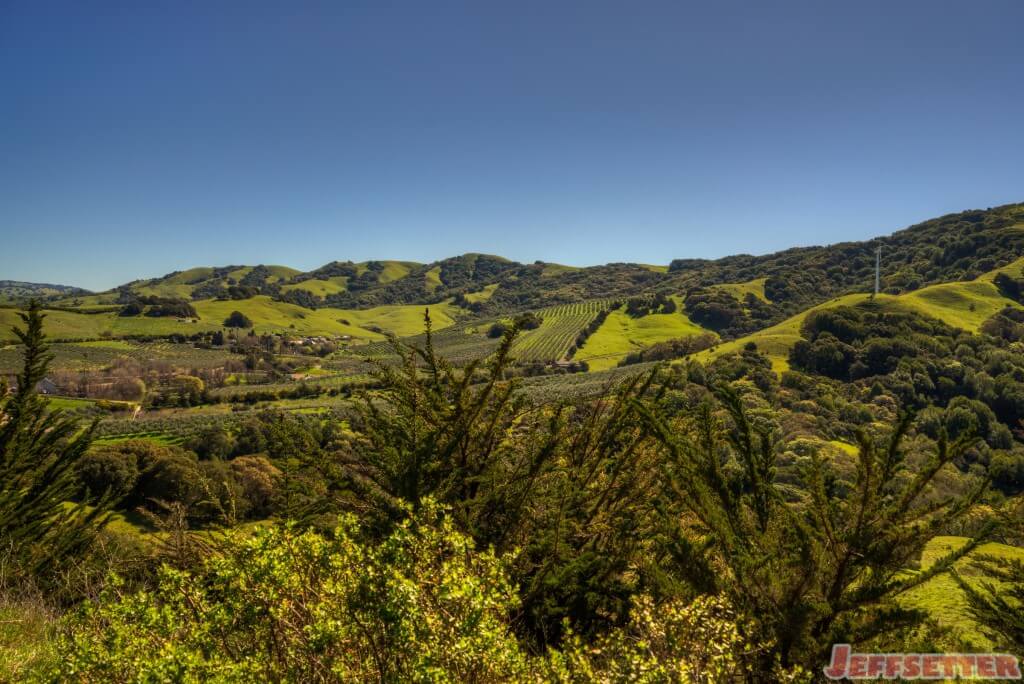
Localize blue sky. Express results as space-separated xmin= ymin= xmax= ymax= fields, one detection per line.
xmin=2 ymin=1 xmax=1023 ymax=291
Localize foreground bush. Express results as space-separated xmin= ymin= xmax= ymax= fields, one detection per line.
xmin=44 ymin=503 xmax=798 ymax=683
xmin=51 ymin=504 xmax=526 ymax=682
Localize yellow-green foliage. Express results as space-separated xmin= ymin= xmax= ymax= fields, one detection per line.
xmin=51 ymin=507 xmax=529 ymax=682
xmin=711 ymin=277 xmax=770 ymax=304
xmin=575 ymin=301 xmax=708 ymax=371
xmin=47 ymin=505 xmax=797 ymax=683
xmin=901 ymin=536 xmax=1024 ymax=649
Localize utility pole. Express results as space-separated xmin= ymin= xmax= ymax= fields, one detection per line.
xmin=874 ymin=246 xmax=881 ymax=297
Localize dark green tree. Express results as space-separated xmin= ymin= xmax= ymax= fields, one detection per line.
xmin=639 ymin=386 xmax=992 ymax=675
xmin=0 ymin=302 xmax=110 ymax=582
xmin=955 ymin=501 xmax=1024 ymax=651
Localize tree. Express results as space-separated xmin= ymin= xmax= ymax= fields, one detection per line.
xmin=638 ymin=386 xmax=992 ymax=675
xmin=224 ymin=310 xmax=253 ymax=328
xmin=0 ymin=302 xmax=109 ymax=582
xmin=956 ymin=501 xmax=1024 ymax=651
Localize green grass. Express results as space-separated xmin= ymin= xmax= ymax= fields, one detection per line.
xmin=335 ymin=302 xmax=458 ymax=337
xmin=194 ymin=297 xmax=389 ymax=338
xmin=46 ymin=397 xmax=98 ymax=411
xmin=901 ymin=536 xmax=1024 ymax=649
xmin=376 ymin=260 xmax=418 ymax=283
xmin=424 ymin=266 xmax=443 ymax=293
xmin=898 ymin=279 xmax=1022 ymax=332
xmin=464 ymin=283 xmax=499 ymax=303
xmin=575 ymin=299 xmax=708 ymax=371
xmin=0 ymin=297 xmax=461 ymax=342
xmin=280 ymin=277 xmax=349 ymax=297
xmin=539 ymin=263 xmax=581 ymax=278
xmin=711 ymin=277 xmax=770 ymax=304
xmin=0 ymin=597 xmax=57 ymax=680
xmin=279 ymin=262 xmax=416 ymax=297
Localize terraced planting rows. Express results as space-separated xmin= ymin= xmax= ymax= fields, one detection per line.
xmin=352 ymin=325 xmax=503 ymax=366
xmin=512 ymin=300 xmax=612 ymax=362
xmin=517 ymin=361 xmax=660 ymax=403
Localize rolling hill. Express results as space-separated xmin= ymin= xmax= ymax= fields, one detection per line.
xmin=4 ymin=202 xmax=1023 ymax=361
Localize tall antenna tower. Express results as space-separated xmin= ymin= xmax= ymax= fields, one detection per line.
xmin=874 ymin=246 xmax=881 ymax=296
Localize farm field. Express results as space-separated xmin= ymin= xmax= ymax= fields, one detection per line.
xmin=512 ymin=300 xmax=612 ymax=362
xmin=574 ymin=299 xmax=708 ymax=371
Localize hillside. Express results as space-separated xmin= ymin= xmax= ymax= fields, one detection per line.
xmin=5 ymin=202 xmax=1022 ymax=365
xmin=695 ymin=255 xmax=1024 ymax=373
xmin=0 ymin=280 xmax=90 ymax=303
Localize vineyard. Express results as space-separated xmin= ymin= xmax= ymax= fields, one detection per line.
xmin=352 ymin=325 xmax=504 ymax=366
xmin=516 ymin=360 xmax=660 ymax=403
xmin=511 ymin=300 xmax=612 ymax=362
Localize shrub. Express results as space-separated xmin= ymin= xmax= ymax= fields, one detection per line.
xmin=52 ymin=504 xmax=530 ymax=682
xmin=223 ymin=311 xmax=253 ymax=328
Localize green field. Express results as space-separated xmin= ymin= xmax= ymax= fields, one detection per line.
xmin=575 ymin=299 xmax=708 ymax=371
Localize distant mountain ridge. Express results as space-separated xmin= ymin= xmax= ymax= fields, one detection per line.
xmin=31 ymin=202 xmax=1024 ymax=328
xmin=0 ymin=280 xmax=91 ymax=302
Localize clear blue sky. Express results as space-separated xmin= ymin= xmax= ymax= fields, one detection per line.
xmin=2 ymin=1 xmax=1023 ymax=291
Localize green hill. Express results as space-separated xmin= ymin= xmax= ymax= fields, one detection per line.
xmin=575 ymin=299 xmax=709 ymax=371
xmin=695 ymin=260 xmax=1024 ymax=373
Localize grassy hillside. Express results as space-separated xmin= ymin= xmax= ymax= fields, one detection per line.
xmin=280 ymin=277 xmax=349 ymax=297
xmin=0 ymin=297 xmax=459 ymax=342
xmin=575 ymin=299 xmax=708 ymax=371
xmin=132 ymin=265 xmax=301 ymax=299
xmin=696 ymin=262 xmax=1024 ymax=373
xmin=710 ymin=277 xmax=770 ymax=304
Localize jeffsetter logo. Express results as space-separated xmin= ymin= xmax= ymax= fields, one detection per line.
xmin=824 ymin=644 xmax=1021 ymax=680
